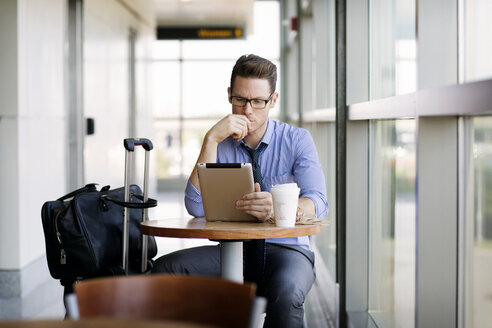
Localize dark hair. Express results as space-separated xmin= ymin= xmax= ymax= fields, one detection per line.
xmin=230 ymin=54 xmax=277 ymax=94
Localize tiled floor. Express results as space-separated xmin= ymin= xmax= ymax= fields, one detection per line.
xmin=0 ymin=265 xmax=65 ymax=320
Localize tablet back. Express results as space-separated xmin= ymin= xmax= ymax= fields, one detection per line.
xmin=197 ymin=163 xmax=256 ymax=222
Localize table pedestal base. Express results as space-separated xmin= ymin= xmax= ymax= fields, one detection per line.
xmin=220 ymin=241 xmax=243 ymax=283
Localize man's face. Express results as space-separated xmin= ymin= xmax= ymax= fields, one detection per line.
xmin=228 ymin=76 xmax=278 ymax=137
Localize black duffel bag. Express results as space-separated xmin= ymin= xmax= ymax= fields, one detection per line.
xmin=41 ymin=183 xmax=158 ymax=282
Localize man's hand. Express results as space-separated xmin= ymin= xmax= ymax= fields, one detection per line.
xmin=235 ymin=183 xmax=273 ymax=222
xmin=207 ymin=114 xmax=251 ymax=144
xmin=189 ymin=114 xmax=251 ymax=191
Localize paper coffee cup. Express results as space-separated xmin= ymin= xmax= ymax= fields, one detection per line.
xmin=270 ymin=183 xmax=300 ymax=227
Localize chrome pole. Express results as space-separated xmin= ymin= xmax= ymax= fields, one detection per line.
xmin=123 ymin=150 xmax=132 ymax=274
xmin=141 ymin=150 xmax=150 ymax=272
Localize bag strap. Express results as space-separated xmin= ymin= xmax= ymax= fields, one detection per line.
xmin=57 ymin=183 xmax=98 ymax=202
xmin=101 ymin=193 xmax=158 ymax=209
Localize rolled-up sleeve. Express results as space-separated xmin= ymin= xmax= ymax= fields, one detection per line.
xmin=293 ymin=129 xmax=329 ymax=218
xmin=184 ymin=180 xmax=205 ymax=217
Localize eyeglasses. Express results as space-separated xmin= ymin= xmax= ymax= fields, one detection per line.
xmin=229 ymin=92 xmax=275 ymax=109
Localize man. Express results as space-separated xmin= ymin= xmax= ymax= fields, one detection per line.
xmin=153 ymin=54 xmax=328 ymax=328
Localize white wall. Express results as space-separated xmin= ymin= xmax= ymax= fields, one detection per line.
xmin=0 ymin=0 xmax=66 ymax=270
xmin=84 ymin=0 xmax=155 ymax=189
xmin=0 ymin=0 xmax=21 ymax=270
xmin=0 ymin=0 xmax=154 ymax=271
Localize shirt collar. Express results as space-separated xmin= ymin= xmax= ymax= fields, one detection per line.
xmin=233 ymin=118 xmax=274 ymax=150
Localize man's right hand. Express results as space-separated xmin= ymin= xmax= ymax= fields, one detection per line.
xmin=206 ymin=114 xmax=251 ymax=144
xmin=189 ymin=114 xmax=251 ymax=191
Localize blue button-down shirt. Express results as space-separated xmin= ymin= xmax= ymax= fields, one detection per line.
xmin=185 ymin=118 xmax=329 ymax=249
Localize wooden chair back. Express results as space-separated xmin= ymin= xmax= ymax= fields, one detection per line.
xmin=74 ymin=275 xmax=256 ymax=328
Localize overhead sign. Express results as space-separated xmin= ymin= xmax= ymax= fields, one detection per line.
xmin=157 ymin=26 xmax=245 ymax=40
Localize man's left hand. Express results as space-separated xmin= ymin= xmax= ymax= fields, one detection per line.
xmin=235 ymin=183 xmax=273 ymax=222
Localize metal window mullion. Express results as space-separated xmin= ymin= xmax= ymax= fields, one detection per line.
xmin=67 ymin=0 xmax=85 ymax=191
xmin=459 ymin=117 xmax=476 ymax=328
xmin=297 ymin=0 xmax=303 ymax=126
xmin=179 ymin=41 xmax=184 ymax=178
xmin=346 ymin=120 xmax=369 ymax=313
xmin=417 ymin=0 xmax=458 ymax=89
xmin=335 ymin=0 xmax=347 ymax=327
xmin=279 ymin=0 xmax=287 ymax=123
xmin=415 ymin=116 xmax=458 ymax=328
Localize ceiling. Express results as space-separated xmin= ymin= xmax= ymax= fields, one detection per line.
xmin=153 ymin=0 xmax=255 ymax=34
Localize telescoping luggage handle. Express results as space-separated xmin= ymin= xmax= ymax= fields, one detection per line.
xmin=123 ymin=138 xmax=153 ymax=275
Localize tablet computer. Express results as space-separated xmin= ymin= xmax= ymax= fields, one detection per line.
xmin=197 ymin=163 xmax=256 ymax=222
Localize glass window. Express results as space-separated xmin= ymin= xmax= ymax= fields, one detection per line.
xmin=152 ymin=1 xmax=280 ymax=181
xmin=368 ymin=119 xmax=416 ymax=328
xmin=462 ymin=116 xmax=492 ymax=327
xmin=311 ymin=123 xmax=337 ymax=276
xmin=370 ymin=0 xmax=417 ymax=99
xmin=154 ymin=120 xmax=182 ymax=178
xmin=153 ymin=40 xmax=181 ymax=60
xmin=313 ymin=0 xmax=336 ymax=109
xmin=182 ymin=61 xmax=234 ymax=118
xmin=181 ymin=120 xmax=217 ymax=177
xmin=152 ymin=61 xmax=180 ymax=118
xmin=463 ymin=0 xmax=492 ymax=82
xmin=154 ymin=119 xmax=216 ymax=179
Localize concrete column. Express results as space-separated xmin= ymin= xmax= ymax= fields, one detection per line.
xmin=0 ymin=0 xmax=21 ymax=271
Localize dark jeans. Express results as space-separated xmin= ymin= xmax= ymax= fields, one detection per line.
xmin=152 ymin=243 xmax=316 ymax=328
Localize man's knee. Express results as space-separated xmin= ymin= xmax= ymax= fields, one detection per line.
xmin=267 ymin=279 xmax=307 ymax=309
xmin=152 ymin=252 xmax=188 ymax=274
xmin=151 ymin=246 xmax=221 ymax=276
xmin=263 ymin=281 xmax=307 ymax=328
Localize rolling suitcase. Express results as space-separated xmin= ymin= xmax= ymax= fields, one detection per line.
xmin=41 ymin=138 xmax=158 ymax=293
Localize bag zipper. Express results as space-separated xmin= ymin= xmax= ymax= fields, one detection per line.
xmin=54 ymin=211 xmax=67 ymax=265
xmin=74 ymin=194 xmax=98 ymax=270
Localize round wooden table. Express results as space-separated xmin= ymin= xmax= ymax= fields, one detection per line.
xmin=0 ymin=319 xmax=216 ymax=328
xmin=141 ymin=217 xmax=322 ymax=282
